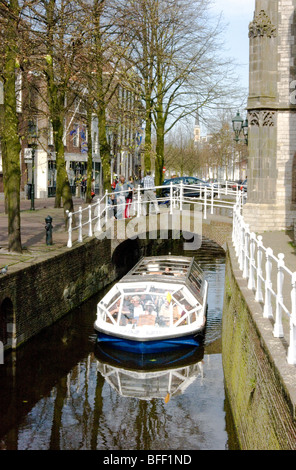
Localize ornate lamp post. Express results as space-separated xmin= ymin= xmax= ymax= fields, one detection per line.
xmin=232 ymin=111 xmax=244 ymax=143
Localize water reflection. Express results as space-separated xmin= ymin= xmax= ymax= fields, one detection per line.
xmin=95 ymin=345 xmax=205 ymax=402
xmin=0 ymin=239 xmax=237 ymax=450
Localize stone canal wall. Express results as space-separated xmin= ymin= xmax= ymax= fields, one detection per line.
xmin=222 ymin=241 xmax=296 ymax=450
xmin=0 ymin=237 xmax=116 ymax=350
xmin=0 ymin=235 xmax=185 ymax=351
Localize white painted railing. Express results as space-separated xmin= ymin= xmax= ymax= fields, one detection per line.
xmin=232 ymin=200 xmax=296 ymax=365
xmin=66 ymin=181 xmax=244 ymax=249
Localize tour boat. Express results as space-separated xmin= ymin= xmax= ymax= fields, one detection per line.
xmin=94 ymin=255 xmax=208 ymax=354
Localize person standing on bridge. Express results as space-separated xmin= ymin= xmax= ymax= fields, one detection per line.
xmin=115 ymin=175 xmax=129 ymax=219
xmin=141 ymin=171 xmax=160 ymax=216
xmin=125 ymin=176 xmax=134 ymax=218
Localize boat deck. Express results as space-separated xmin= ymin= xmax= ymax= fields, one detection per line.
xmin=94 ymin=256 xmax=208 ymax=353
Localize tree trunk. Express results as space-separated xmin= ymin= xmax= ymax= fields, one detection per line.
xmin=144 ymin=101 xmax=152 ymax=174
xmin=45 ymin=0 xmax=74 ymax=219
xmin=94 ymin=0 xmax=111 ymax=193
xmin=52 ymin=116 xmax=74 ymax=224
xmin=154 ymin=64 xmax=165 ymax=187
xmin=97 ymin=102 xmax=111 ymax=193
xmin=3 ymin=0 xmax=22 ymax=253
xmin=86 ymin=105 xmax=93 ymax=204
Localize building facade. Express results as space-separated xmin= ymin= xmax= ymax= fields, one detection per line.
xmin=243 ymin=0 xmax=296 ymax=231
xmin=0 ymin=74 xmax=143 ymax=199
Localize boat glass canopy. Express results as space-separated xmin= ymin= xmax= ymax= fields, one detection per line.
xmin=97 ymin=257 xmax=207 ymax=332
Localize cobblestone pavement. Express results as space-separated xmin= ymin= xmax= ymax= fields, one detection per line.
xmin=0 ymin=196 xmax=92 ymax=274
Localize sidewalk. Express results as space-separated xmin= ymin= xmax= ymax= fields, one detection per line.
xmin=260 ymin=230 xmax=296 ymax=273
xmin=0 ymin=196 xmax=92 ymax=274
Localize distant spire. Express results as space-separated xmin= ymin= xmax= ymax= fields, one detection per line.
xmin=195 ymin=109 xmax=200 ymax=126
xmin=194 ymin=105 xmax=200 ymax=146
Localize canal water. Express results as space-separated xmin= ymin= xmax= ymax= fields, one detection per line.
xmin=0 ymin=239 xmax=239 ymax=451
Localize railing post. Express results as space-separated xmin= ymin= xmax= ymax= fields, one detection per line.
xmin=210 ymin=184 xmax=214 ymax=215
xmin=170 ymin=181 xmax=173 ymax=215
xmin=180 ymin=180 xmax=183 ymax=212
xmin=263 ymin=247 xmax=273 ymax=319
xmin=255 ymin=236 xmax=264 ymax=303
xmin=218 ymin=182 xmax=221 ymax=199
xmin=243 ymin=224 xmax=250 ymax=279
xmin=238 ymin=222 xmax=245 ymax=271
xmin=88 ymin=204 xmax=93 ymax=237
xmin=233 ymin=206 xmax=240 ymax=257
xmin=66 ymin=210 xmax=72 ymax=248
xmin=137 ymin=185 xmax=141 ymax=217
xmin=232 ymin=204 xmax=236 ymax=245
xmin=287 ymin=272 xmax=296 ymax=364
xmin=273 ymin=253 xmax=285 ymax=338
xmin=203 ymin=186 xmax=207 ymax=220
xmin=225 ymin=181 xmax=228 ymax=195
xmin=105 ymin=190 xmax=108 ymax=224
xmin=96 ymin=204 xmax=102 ymax=232
xmin=248 ymin=232 xmax=256 ymax=290
xmin=78 ymin=206 xmax=83 ymax=242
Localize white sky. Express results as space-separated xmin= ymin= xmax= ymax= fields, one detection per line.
xmin=210 ymin=0 xmax=255 ymax=90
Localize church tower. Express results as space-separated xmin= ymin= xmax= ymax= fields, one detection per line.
xmin=243 ymin=0 xmax=296 ymax=231
xmin=194 ymin=109 xmax=201 ymax=147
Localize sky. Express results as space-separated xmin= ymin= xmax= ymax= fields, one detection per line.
xmin=210 ymin=0 xmax=255 ymax=91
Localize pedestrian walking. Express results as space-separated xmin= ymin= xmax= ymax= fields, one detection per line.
xmin=80 ymin=175 xmax=87 ymax=199
xmin=115 ymin=175 xmax=129 ymax=219
xmin=91 ymin=178 xmax=96 ymax=200
xmin=141 ymin=171 xmax=160 ymax=216
xmin=125 ymin=176 xmax=134 ymax=218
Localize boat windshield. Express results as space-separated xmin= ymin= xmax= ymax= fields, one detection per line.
xmin=98 ymin=281 xmax=204 ymax=329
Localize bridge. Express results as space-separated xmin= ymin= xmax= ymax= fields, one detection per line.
xmin=65 ymin=180 xmax=243 ymax=248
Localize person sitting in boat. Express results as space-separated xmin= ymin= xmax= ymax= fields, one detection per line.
xmin=107 ymin=300 xmax=121 ymax=322
xmin=172 ymin=303 xmax=182 ymax=323
xmin=164 ymin=267 xmax=174 ymax=276
xmin=159 ymin=300 xmax=171 ymax=326
xmin=108 ymin=299 xmax=132 ymax=324
xmin=144 ymin=300 xmax=157 ymax=316
xmin=130 ymin=296 xmax=144 ymax=322
xmin=138 ymin=301 xmax=156 ymax=327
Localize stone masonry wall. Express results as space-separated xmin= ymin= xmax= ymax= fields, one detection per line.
xmin=223 ymin=241 xmax=296 ymax=449
xmin=0 ymin=238 xmax=117 ymax=350
xmin=244 ymin=0 xmax=296 ymax=231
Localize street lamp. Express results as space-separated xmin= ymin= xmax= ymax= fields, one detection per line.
xmin=232 ymin=111 xmax=244 ymax=143
xmin=242 ymin=117 xmax=248 ymax=145
xmin=28 ymin=121 xmax=38 ymax=211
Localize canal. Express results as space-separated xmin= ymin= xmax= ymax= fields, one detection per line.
xmin=0 ymin=239 xmax=239 ymax=450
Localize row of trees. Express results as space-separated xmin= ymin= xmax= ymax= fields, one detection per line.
xmin=164 ymin=121 xmax=248 ymax=178
xmin=0 ymin=0 xmax=244 ymax=252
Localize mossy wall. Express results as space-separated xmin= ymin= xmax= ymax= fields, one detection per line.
xmin=222 ymin=244 xmax=296 ymax=450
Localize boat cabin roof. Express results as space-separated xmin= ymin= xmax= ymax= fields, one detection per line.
xmin=119 ymin=256 xmax=205 ymax=301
